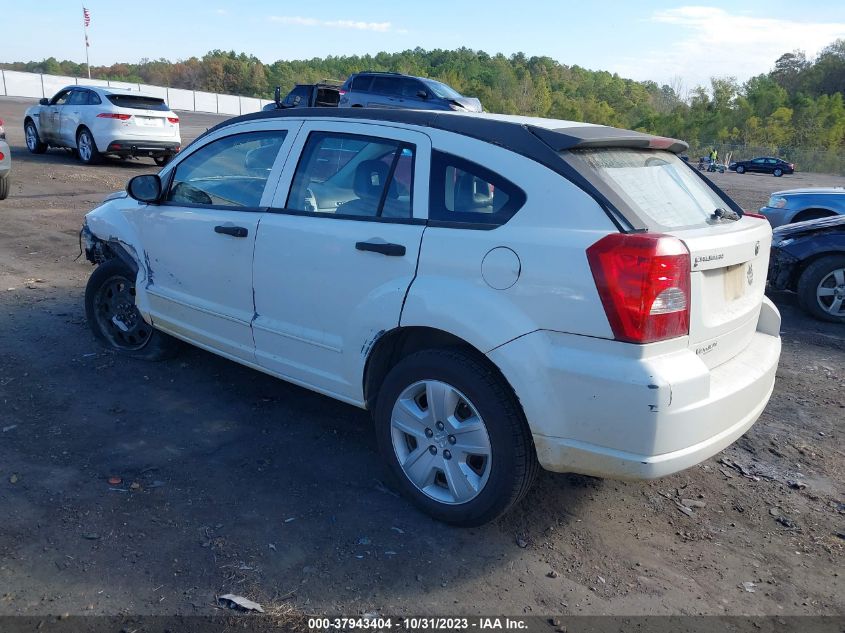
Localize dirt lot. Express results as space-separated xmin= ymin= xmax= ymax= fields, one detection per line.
xmin=0 ymin=97 xmax=843 ymax=620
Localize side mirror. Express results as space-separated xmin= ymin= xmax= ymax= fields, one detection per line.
xmin=39 ymin=98 xmax=49 ymax=106
xmin=127 ymin=174 xmax=162 ymax=203
xmin=416 ymin=90 xmax=428 ymax=99
xmin=274 ymin=86 xmax=282 ymax=107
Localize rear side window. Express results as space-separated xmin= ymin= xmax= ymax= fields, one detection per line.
xmin=351 ymin=75 xmax=373 ymax=91
xmin=570 ymin=148 xmax=729 ymax=229
xmin=166 ymin=131 xmax=287 ymax=208
xmin=429 ymin=151 xmax=526 ymax=227
xmin=106 ymin=95 xmax=169 ymax=111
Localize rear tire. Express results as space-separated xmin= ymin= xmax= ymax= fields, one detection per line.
xmin=154 ymin=155 xmax=172 ymax=167
xmin=76 ymin=127 xmax=102 ymax=165
xmin=0 ymin=176 xmax=8 ymax=200
xmin=736 ymin=165 xmax=745 ymax=174
xmin=797 ymin=255 xmax=845 ymax=323
xmin=24 ymin=120 xmax=47 ymax=154
xmin=374 ymin=348 xmax=538 ymax=526
xmin=85 ymin=258 xmax=181 ymax=360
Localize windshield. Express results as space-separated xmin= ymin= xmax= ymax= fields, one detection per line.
xmin=422 ymin=79 xmax=462 ymax=100
xmin=569 ymin=148 xmax=731 ymax=229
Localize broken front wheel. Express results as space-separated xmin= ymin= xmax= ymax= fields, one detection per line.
xmin=84 ymin=258 xmax=180 ymax=360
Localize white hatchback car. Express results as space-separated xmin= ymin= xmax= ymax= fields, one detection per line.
xmin=24 ymin=86 xmax=181 ymax=166
xmin=81 ymin=109 xmax=782 ymax=525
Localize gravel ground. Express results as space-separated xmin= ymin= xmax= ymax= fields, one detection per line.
xmin=0 ymin=97 xmax=842 ymax=620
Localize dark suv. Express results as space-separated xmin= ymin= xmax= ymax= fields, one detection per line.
xmin=339 ymin=72 xmax=482 ymax=112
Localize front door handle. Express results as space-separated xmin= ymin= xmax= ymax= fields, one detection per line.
xmin=214 ymin=225 xmax=248 ymax=238
xmin=355 ymin=240 xmax=406 ymax=256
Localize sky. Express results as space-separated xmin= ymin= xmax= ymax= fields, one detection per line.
xmin=2 ymin=1 xmax=845 ymax=91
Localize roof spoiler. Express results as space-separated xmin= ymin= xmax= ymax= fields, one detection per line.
xmin=528 ymin=125 xmax=689 ymax=154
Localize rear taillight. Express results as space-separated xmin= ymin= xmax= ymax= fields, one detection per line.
xmin=0 ymin=151 xmax=4 ymax=161
xmin=167 ymin=117 xmax=179 ymax=124
xmin=97 ymin=113 xmax=131 ymax=120
xmin=587 ymin=233 xmax=691 ymax=344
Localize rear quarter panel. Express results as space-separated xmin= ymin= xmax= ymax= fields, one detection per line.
xmin=401 ymin=131 xmax=617 ymax=353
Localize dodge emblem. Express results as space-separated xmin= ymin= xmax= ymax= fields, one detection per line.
xmin=747 ymin=263 xmax=754 ymax=286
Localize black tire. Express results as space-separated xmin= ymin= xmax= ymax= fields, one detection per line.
xmin=154 ymin=155 xmax=172 ymax=167
xmin=374 ymin=348 xmax=538 ymax=526
xmin=736 ymin=165 xmax=745 ymax=174
xmin=773 ymin=168 xmax=783 ymax=177
xmin=24 ymin=120 xmax=47 ymax=154
xmin=0 ymin=176 xmax=8 ymax=200
xmin=85 ymin=258 xmax=181 ymax=360
xmin=796 ymin=254 xmax=845 ymax=323
xmin=76 ymin=127 xmax=102 ymax=165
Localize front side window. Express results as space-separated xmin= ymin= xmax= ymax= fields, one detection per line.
xmin=50 ymin=90 xmax=72 ymax=106
xmin=284 ymin=85 xmax=309 ymax=107
xmin=286 ymin=132 xmax=414 ymax=218
xmin=429 ymin=151 xmax=525 ymax=226
xmin=166 ymin=131 xmax=287 ymax=208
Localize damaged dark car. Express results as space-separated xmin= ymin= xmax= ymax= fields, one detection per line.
xmin=768 ymin=215 xmax=845 ymax=323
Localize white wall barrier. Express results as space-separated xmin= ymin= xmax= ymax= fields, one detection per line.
xmin=0 ymin=69 xmax=270 ymax=116
xmin=165 ymin=87 xmax=194 ymax=111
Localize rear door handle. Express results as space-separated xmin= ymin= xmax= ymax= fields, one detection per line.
xmin=355 ymin=240 xmax=406 ymax=256
xmin=214 ymin=225 xmax=248 ymax=238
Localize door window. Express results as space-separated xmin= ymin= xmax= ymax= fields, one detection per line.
xmin=165 ymin=131 xmax=287 ymax=208
xmin=284 ymin=85 xmax=310 ymax=107
xmin=371 ymin=76 xmax=401 ymax=96
xmin=286 ymin=132 xmax=414 ymax=218
xmin=400 ymin=79 xmax=426 ymax=99
xmin=66 ymin=90 xmax=88 ymax=106
xmin=50 ymin=90 xmax=72 ymax=106
xmin=429 ymin=151 xmax=525 ymax=226
xmin=351 ymin=75 xmax=373 ymax=91
xmin=87 ymin=91 xmax=102 ymax=105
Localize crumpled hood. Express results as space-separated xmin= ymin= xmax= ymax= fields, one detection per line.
xmin=773 ymin=214 xmax=845 ymax=240
xmin=449 ymin=97 xmax=483 ymax=112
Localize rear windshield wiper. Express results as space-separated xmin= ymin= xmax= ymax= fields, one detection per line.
xmin=711 ymin=207 xmax=740 ymax=222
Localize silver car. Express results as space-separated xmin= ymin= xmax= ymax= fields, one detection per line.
xmin=0 ymin=118 xmax=9 ymax=200
xmin=759 ymin=187 xmax=845 ymax=227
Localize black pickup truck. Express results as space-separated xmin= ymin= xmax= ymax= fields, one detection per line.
xmin=263 ymin=83 xmax=341 ymax=111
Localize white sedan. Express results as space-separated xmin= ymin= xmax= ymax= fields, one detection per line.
xmin=24 ymin=86 xmax=181 ymax=166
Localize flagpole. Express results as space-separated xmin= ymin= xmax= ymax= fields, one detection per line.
xmin=82 ymin=4 xmax=90 ymax=78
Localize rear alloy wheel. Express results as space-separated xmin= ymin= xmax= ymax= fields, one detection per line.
xmin=76 ymin=128 xmax=101 ymax=165
xmin=736 ymin=165 xmax=745 ymax=174
xmin=85 ymin=258 xmax=180 ymax=360
xmin=24 ymin=121 xmax=47 ymax=154
xmin=773 ymin=168 xmax=783 ymax=177
xmin=797 ymin=255 xmax=845 ymax=323
xmin=374 ymin=349 xmax=537 ymax=526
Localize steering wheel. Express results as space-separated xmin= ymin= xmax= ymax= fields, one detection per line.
xmin=304 ymin=187 xmax=318 ymax=213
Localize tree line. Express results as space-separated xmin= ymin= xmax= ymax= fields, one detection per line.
xmin=4 ymin=42 xmax=845 ymax=171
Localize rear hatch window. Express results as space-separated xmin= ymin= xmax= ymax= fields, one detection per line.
xmin=570 ymin=148 xmax=731 ymax=230
xmin=107 ymin=95 xmax=170 ymax=111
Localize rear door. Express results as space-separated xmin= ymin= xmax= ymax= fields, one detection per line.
xmin=252 ymin=121 xmax=429 ymax=402
xmin=368 ymin=76 xmax=402 ymax=108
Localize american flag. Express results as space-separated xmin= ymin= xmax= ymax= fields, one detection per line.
xmin=83 ymin=7 xmax=91 ymax=27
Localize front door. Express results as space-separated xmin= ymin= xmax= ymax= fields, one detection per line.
xmin=132 ymin=123 xmax=299 ymax=362
xmin=41 ymin=89 xmax=72 ymax=143
xmin=252 ymin=121 xmax=430 ymax=403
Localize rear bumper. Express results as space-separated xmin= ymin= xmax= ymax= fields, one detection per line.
xmin=104 ymin=139 xmax=180 ymax=156
xmin=489 ymin=297 xmax=781 ymax=480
